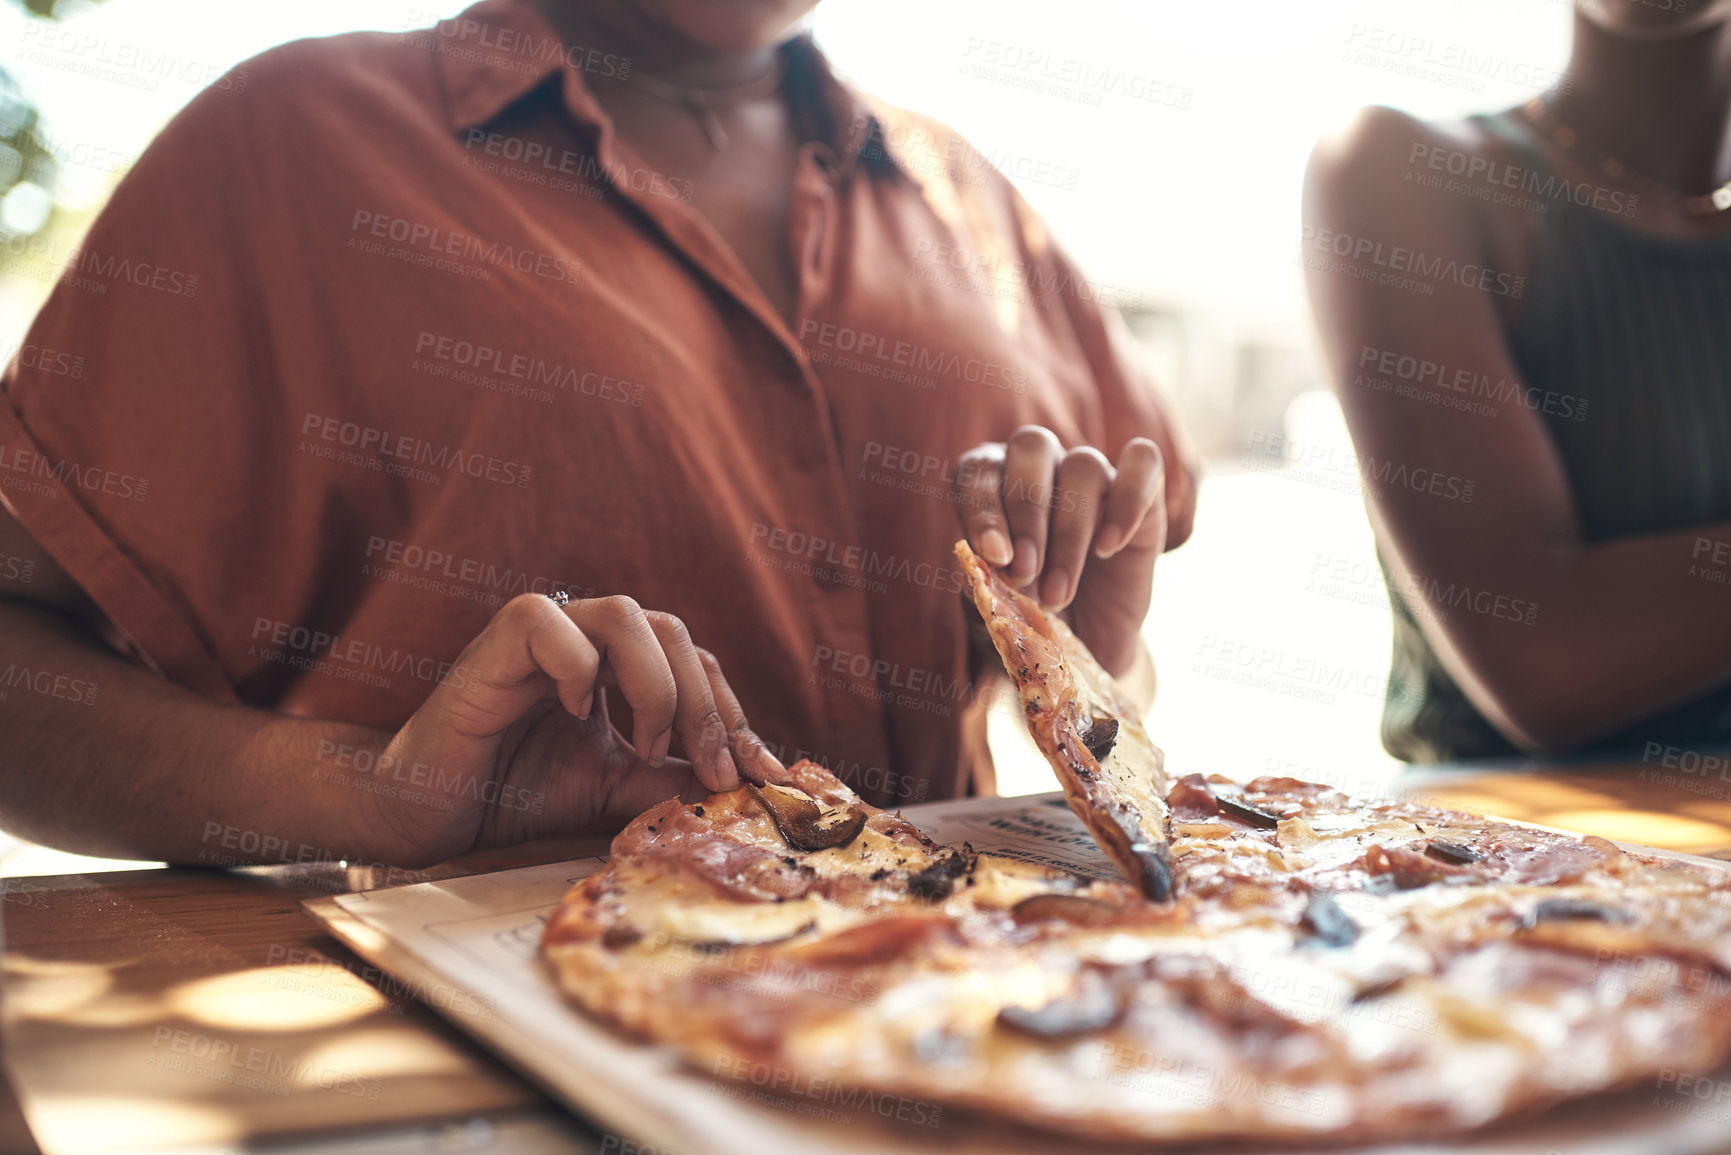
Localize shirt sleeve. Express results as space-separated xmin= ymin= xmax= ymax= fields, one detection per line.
xmin=0 ymin=78 xmax=272 ymax=699
xmin=1043 ymin=238 xmax=1174 ymax=451
xmin=1039 ymin=226 xmax=1199 ymax=544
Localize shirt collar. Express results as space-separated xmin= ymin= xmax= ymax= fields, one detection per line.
xmin=431 ymin=0 xmax=570 ymax=131
xmin=779 ymin=33 xmax=905 ymax=180
xmin=432 ymin=0 xmax=905 ymax=180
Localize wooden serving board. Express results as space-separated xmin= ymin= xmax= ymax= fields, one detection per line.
xmin=302 ymin=791 xmax=1731 ymax=1155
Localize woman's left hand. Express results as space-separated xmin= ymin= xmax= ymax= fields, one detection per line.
xmin=951 ymin=426 xmax=1177 ymax=676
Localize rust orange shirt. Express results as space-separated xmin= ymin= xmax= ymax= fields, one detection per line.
xmin=0 ymin=0 xmax=1178 ymax=806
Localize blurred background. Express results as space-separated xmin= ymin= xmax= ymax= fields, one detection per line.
xmin=0 ymin=0 xmax=1574 ymax=871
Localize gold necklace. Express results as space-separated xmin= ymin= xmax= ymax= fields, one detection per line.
xmin=1520 ymin=96 xmax=1731 ymax=215
xmin=621 ymin=57 xmax=787 ymax=150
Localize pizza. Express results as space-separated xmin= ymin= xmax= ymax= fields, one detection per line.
xmin=540 ymin=549 xmax=1731 ymax=1146
xmin=956 ymin=538 xmax=1174 ymax=899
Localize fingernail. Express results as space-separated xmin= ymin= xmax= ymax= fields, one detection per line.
xmin=1012 ymin=537 xmax=1038 ymax=585
xmin=576 ymin=692 xmax=593 ymax=720
xmin=714 ymin=749 xmax=740 ymax=791
xmin=706 ymin=721 xmax=738 ymax=790
xmin=1040 ymin=567 xmax=1069 ymax=607
xmin=1094 ymin=526 xmax=1125 ymax=558
xmin=650 ymin=730 xmax=671 ymax=766
xmin=756 ymin=746 xmax=786 ymax=785
xmin=979 ymin=528 xmax=1012 ymax=567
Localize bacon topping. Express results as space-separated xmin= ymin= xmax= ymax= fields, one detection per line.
xmin=1168 ymin=774 xmax=1221 ymax=820
xmin=1366 ymin=844 xmax=1468 ymax=889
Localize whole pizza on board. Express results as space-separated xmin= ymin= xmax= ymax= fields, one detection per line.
xmin=541 ymin=540 xmax=1731 ymax=1145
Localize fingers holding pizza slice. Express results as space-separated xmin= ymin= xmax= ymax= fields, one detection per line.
xmin=954 ymin=539 xmax=1175 ymax=900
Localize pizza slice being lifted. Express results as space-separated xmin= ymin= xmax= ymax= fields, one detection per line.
xmin=955 ymin=539 xmax=1175 ymax=900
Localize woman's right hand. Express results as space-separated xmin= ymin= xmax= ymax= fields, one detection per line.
xmin=359 ymin=592 xmax=780 ymax=867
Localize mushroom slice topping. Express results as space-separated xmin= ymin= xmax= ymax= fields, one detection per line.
xmin=1011 ymin=894 xmax=1121 ymax=927
xmin=1218 ymin=795 xmax=1282 ymax=829
xmin=997 ymin=975 xmax=1123 ymax=1038
xmin=1300 ymin=893 xmax=1360 ymax=947
xmin=1080 ymin=716 xmax=1120 ymax=762
xmin=750 ymin=784 xmax=868 ymax=851
xmin=1425 ymin=840 xmax=1483 ymax=866
xmin=1522 ymin=897 xmax=1633 ymax=929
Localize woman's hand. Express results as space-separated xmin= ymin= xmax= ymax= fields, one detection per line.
xmin=360 ymin=593 xmax=779 ymax=867
xmin=952 ymin=426 xmax=1170 ymax=676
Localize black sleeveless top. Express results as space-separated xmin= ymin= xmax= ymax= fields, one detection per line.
xmin=1380 ymin=112 xmax=1731 ymax=763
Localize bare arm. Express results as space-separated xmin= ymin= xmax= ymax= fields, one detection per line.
xmin=0 ymin=503 xmax=396 ymax=864
xmin=1303 ymin=107 xmax=1731 ymax=755
xmin=0 ymin=503 xmax=764 ymax=868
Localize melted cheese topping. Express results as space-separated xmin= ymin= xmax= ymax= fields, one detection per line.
xmin=799 ymin=823 xmax=929 ymax=878
xmin=643 ymin=895 xmax=843 ymax=946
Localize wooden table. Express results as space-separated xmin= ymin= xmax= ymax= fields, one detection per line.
xmin=1395 ymin=748 xmax=1731 ymax=860
xmin=1 ymin=839 xmax=615 ymax=1155
xmin=4 ymin=751 xmax=1729 ymax=1154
